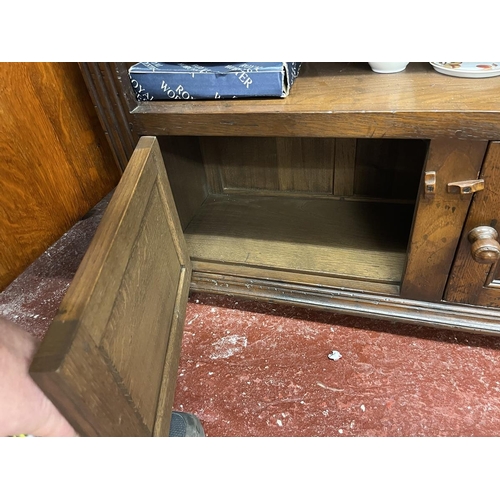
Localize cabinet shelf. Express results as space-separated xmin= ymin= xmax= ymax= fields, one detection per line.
xmin=128 ymin=63 xmax=500 ymax=140
xmin=184 ymin=194 xmax=414 ymax=294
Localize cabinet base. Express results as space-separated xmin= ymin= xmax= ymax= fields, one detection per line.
xmin=190 ymin=271 xmax=500 ymax=336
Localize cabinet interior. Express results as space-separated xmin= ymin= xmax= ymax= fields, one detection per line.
xmin=159 ymin=136 xmax=428 ymax=294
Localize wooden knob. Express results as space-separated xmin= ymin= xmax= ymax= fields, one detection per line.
xmin=468 ymin=226 xmax=500 ymax=264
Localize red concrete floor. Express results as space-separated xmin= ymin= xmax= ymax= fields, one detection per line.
xmin=2 ymin=195 xmax=500 ymax=437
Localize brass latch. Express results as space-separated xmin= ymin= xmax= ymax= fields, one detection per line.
xmin=447 ymin=179 xmax=485 ymax=195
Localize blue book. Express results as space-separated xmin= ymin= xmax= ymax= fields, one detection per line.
xmin=129 ymin=62 xmax=301 ymax=101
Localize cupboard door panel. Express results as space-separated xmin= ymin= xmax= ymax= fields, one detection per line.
xmin=401 ymin=139 xmax=487 ymax=301
xmin=445 ymin=142 xmax=500 ymax=307
xmin=29 ymin=137 xmax=191 ymax=436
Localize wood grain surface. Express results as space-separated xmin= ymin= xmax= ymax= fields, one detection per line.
xmin=333 ymin=139 xmax=356 ymax=196
xmin=79 ymin=62 xmax=500 ymax=329
xmin=158 ymin=136 xmax=208 ymax=229
xmin=189 ymin=271 xmax=500 ymax=335
xmin=200 ymin=137 xmax=335 ymax=195
xmin=30 ymin=137 xmax=191 ymax=436
xmin=445 ymin=142 xmax=500 ymax=307
xmin=185 ymin=194 xmax=414 ymax=285
xmin=79 ymin=63 xmax=138 ymax=170
xmin=198 ymin=136 xmax=423 ymax=201
xmin=126 ymin=63 xmax=500 ymax=139
xmin=401 ymin=139 xmax=487 ymax=301
xmin=0 ymin=63 xmax=121 ymax=291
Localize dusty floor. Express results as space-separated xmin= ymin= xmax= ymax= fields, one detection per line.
xmin=2 ymin=196 xmax=500 ymax=437
xmin=173 ymin=292 xmax=500 ymax=437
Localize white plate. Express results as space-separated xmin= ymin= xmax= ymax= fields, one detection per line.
xmin=430 ymin=62 xmax=500 ymax=78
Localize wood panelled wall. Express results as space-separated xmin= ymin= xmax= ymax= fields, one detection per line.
xmin=0 ymin=63 xmax=122 ymax=291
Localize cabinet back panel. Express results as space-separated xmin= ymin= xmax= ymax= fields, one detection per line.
xmin=200 ymin=137 xmax=335 ymax=195
xmin=355 ymin=139 xmax=428 ymax=200
xmin=197 ymin=137 xmax=425 ymax=202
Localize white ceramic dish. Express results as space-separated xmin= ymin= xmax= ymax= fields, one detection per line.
xmin=368 ymin=62 xmax=409 ymax=74
xmin=430 ymin=62 xmax=500 ymax=78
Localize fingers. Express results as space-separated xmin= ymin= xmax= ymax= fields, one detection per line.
xmin=0 ymin=317 xmax=40 ymax=363
xmin=25 ymin=381 xmax=79 ymax=437
xmin=0 ymin=318 xmax=78 ymax=437
xmin=8 ymin=373 xmax=79 ymax=437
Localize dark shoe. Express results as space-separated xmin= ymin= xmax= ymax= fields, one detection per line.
xmin=169 ymin=411 xmax=205 ymax=437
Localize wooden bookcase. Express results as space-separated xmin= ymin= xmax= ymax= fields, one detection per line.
xmin=79 ymin=62 xmax=500 ymax=334
xmin=28 ymin=63 xmax=500 ymax=435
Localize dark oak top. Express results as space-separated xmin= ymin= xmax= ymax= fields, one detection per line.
xmin=130 ymin=63 xmax=500 ymax=140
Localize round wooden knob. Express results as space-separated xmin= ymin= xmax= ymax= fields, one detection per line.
xmin=468 ymin=226 xmax=500 ymax=264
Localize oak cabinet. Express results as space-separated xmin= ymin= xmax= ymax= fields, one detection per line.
xmin=29 ymin=63 xmax=500 ymax=436
xmin=77 ymin=62 xmax=500 ymax=333
xmin=445 ymin=142 xmax=500 ymax=307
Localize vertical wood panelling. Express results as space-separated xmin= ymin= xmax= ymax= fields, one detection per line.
xmin=333 ymin=139 xmax=356 ymax=196
xmin=219 ymin=138 xmax=280 ymax=191
xmin=0 ymin=63 xmax=121 ymax=291
xmin=201 ymin=137 xmax=336 ymax=195
xmin=277 ymin=138 xmax=334 ymax=193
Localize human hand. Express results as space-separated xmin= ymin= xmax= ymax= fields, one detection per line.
xmin=0 ymin=317 xmax=77 ymax=437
